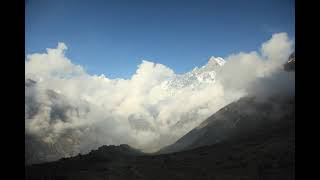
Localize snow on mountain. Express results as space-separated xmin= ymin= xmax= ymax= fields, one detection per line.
xmin=161 ymin=56 xmax=225 ymax=94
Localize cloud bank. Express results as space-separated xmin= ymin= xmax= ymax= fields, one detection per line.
xmin=25 ymin=32 xmax=294 ymax=161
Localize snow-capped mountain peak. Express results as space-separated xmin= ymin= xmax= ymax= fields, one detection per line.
xmin=208 ymin=56 xmax=226 ymax=66
xmin=161 ymin=56 xmax=226 ymax=93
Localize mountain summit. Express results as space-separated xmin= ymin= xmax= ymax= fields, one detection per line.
xmin=161 ymin=56 xmax=225 ymax=92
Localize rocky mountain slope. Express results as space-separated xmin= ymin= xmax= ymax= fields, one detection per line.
xmin=158 ymin=95 xmax=294 ymax=154
xmin=26 ymin=94 xmax=295 ymax=180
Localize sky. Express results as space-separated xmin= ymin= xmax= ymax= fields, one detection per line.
xmin=25 ymin=0 xmax=295 ymax=79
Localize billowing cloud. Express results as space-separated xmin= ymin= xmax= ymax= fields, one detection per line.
xmin=25 ymin=32 xmax=294 ymax=162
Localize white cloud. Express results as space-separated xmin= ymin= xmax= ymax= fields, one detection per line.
xmin=25 ymin=42 xmax=85 ymax=81
xmin=261 ymin=32 xmax=293 ymax=61
xmin=25 ymin=32 xmax=294 ymax=157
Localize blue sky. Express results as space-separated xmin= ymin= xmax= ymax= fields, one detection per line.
xmin=25 ymin=0 xmax=295 ymax=79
